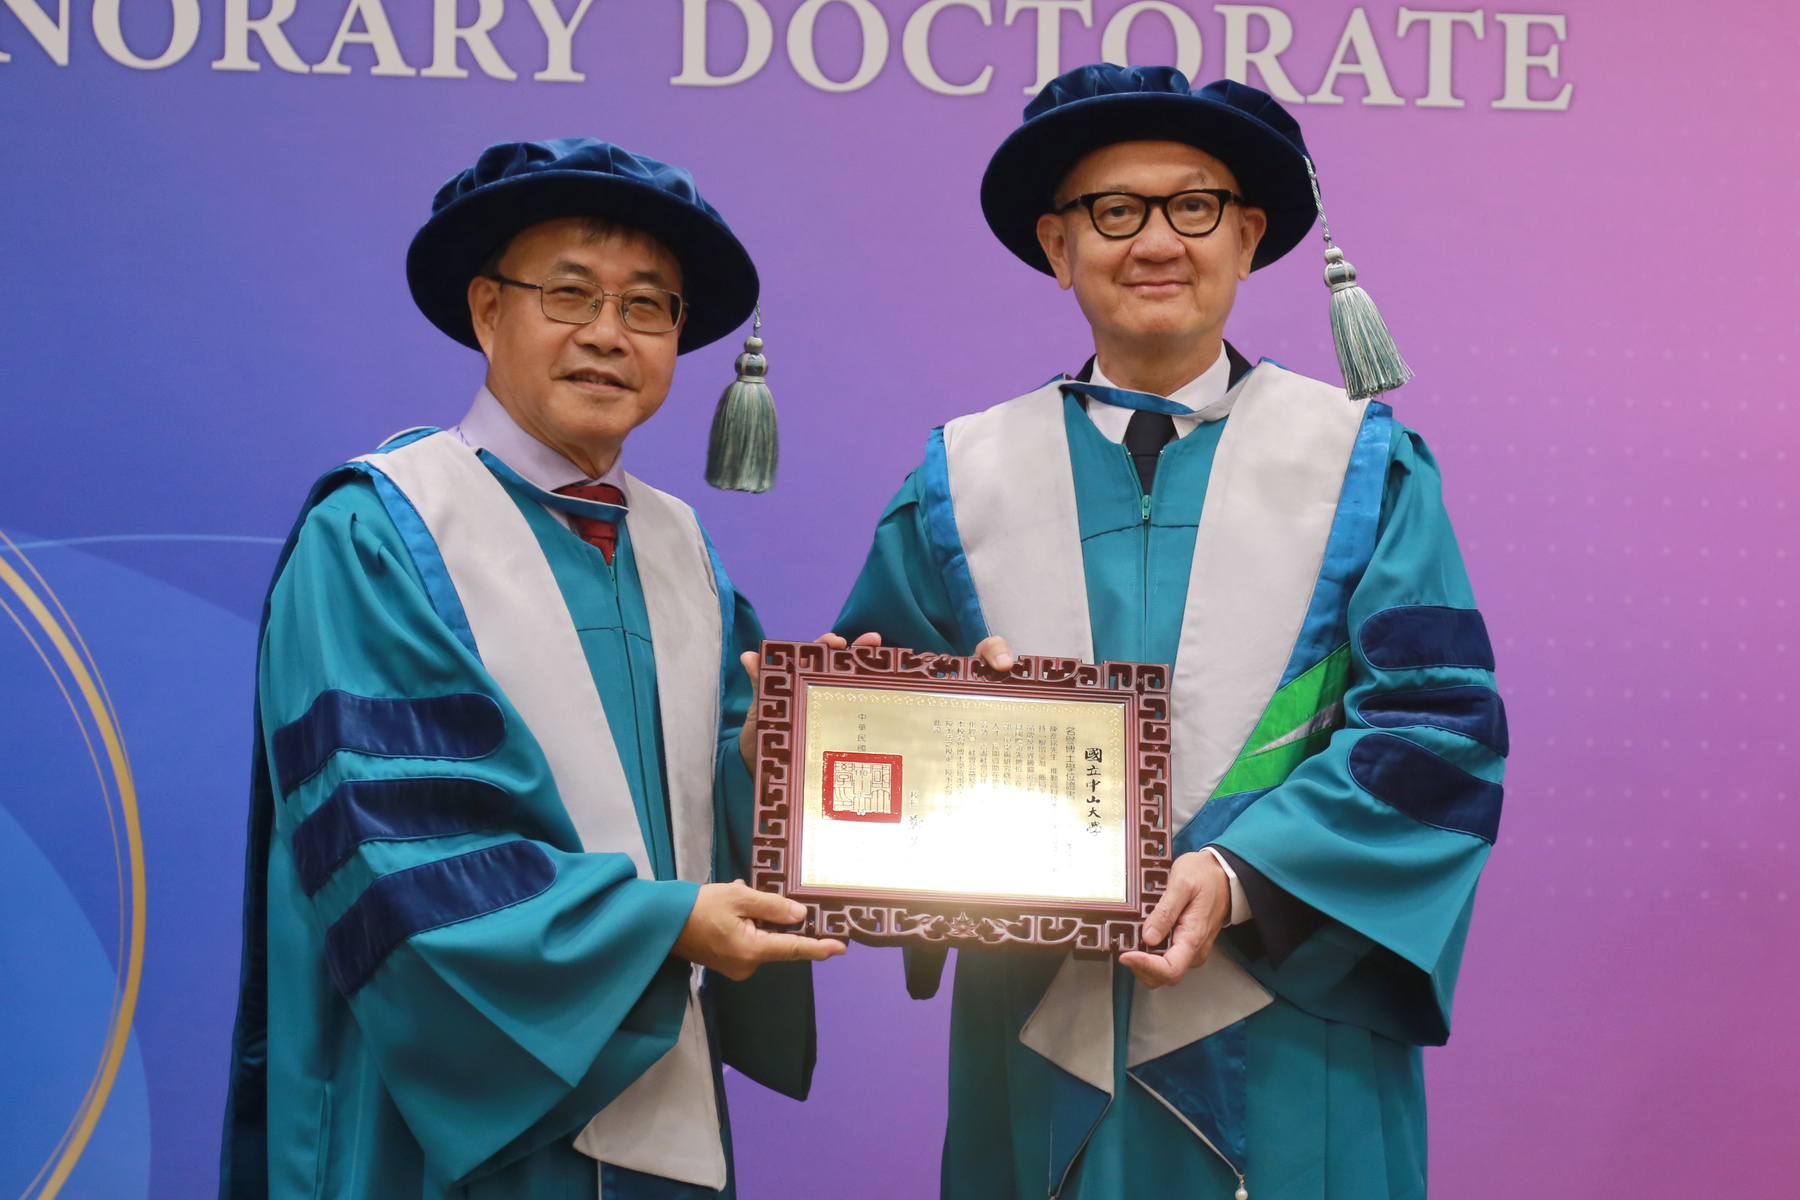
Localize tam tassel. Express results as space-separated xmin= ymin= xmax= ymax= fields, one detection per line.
xmin=705 ymin=305 xmax=779 ymax=492
xmin=1306 ymin=159 xmax=1413 ymax=401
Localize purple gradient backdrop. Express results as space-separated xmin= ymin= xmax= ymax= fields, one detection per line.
xmin=3 ymin=2 xmax=1796 ymax=1197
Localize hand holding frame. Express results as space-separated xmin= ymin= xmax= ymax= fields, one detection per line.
xmin=970 ymin=637 xmax=1228 ymax=989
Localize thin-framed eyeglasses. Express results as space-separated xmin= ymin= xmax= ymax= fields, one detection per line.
xmin=489 ymin=274 xmax=685 ymax=333
xmin=1056 ymin=189 xmax=1247 ymax=240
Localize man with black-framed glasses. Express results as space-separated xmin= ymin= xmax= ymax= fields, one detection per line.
xmin=219 ymin=138 xmax=843 ymax=1200
xmin=830 ymin=65 xmax=1505 ymax=1200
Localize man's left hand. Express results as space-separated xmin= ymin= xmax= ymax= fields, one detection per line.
xmin=1118 ymin=850 xmax=1233 ymax=989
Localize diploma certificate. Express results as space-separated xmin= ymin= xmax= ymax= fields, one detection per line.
xmin=749 ymin=642 xmax=1173 ymax=955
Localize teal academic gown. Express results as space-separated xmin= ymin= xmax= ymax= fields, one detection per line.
xmin=219 ymin=468 xmax=814 ymax=1200
xmin=835 ymin=392 xmax=1505 ymax=1200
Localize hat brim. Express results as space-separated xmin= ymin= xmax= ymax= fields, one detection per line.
xmin=406 ymin=170 xmax=759 ymax=354
xmin=980 ymin=92 xmax=1315 ymax=275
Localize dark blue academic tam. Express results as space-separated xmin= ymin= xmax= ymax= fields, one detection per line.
xmin=982 ymin=64 xmax=1316 ymax=275
xmin=407 ymin=138 xmax=758 ymax=354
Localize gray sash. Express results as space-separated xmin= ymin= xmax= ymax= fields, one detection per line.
xmin=941 ymin=363 xmax=1367 ymax=1096
xmin=359 ymin=431 xmax=728 ymax=1193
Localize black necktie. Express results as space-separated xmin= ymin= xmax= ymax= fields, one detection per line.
xmin=1123 ymin=409 xmax=1177 ymax=495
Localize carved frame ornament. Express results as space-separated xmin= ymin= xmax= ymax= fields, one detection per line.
xmin=748 ymin=641 xmax=1173 ymax=956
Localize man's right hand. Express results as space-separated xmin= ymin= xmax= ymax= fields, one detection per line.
xmin=812 ymin=631 xmax=883 ymax=654
xmin=673 ymin=880 xmax=847 ymax=981
xmin=738 ymin=631 xmax=883 ymax=770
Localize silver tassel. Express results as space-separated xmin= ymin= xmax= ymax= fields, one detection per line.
xmin=705 ymin=305 xmax=779 ymax=493
xmin=1306 ymin=159 xmax=1413 ymax=401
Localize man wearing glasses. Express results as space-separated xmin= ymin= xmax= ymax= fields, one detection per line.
xmin=832 ymin=67 xmax=1505 ymax=1199
xmin=219 ymin=139 xmax=843 ymax=1200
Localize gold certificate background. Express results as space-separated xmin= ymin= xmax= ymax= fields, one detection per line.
xmin=798 ymin=685 xmax=1129 ymax=903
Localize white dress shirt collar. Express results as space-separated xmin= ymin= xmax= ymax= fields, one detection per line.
xmin=1083 ymin=345 xmax=1235 ymax=445
xmin=449 ymin=387 xmax=626 ymax=526
xmin=450 ymin=387 xmax=626 ymax=490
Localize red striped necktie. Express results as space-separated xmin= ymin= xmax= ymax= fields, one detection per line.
xmin=554 ymin=482 xmax=625 ymax=563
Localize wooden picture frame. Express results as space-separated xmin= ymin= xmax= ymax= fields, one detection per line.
xmin=748 ymin=641 xmax=1173 ymax=956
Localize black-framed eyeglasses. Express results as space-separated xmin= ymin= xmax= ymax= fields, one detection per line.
xmin=489 ymin=274 xmax=685 ymax=334
xmin=1056 ymin=189 xmax=1246 ymax=239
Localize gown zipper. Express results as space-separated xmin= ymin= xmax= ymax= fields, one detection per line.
xmin=1135 ymin=451 xmax=1156 ymax=660
xmin=1120 ymin=445 xmax=1155 ymax=660
xmin=1116 ymin=446 xmax=1159 ymax=662
xmin=1120 ymin=436 xmax=1249 ymax=1198
xmin=1124 ymin=433 xmax=1250 ymax=1199
xmin=1141 ymin=487 xmax=1152 ymax=657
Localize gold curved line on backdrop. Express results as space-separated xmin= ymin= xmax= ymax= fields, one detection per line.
xmin=0 ymin=594 xmax=124 ymax=1200
xmin=0 ymin=552 xmax=141 ymax=1200
xmin=13 ymin=538 xmax=134 ymax=774
xmin=7 ymin=545 xmax=134 ymax=1063
xmin=0 ymin=536 xmax=146 ymax=1200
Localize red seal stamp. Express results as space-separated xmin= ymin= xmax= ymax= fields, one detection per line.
xmin=821 ymin=751 xmax=904 ymax=823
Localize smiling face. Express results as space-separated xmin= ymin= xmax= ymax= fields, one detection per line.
xmin=1036 ymin=141 xmax=1266 ymax=381
xmin=467 ymin=215 xmax=685 ymax=477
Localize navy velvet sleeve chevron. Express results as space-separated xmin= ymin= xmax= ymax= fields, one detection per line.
xmin=291 ymin=777 xmax=513 ymax=897
xmin=325 ymin=841 xmax=556 ymax=995
xmin=239 ymin=475 xmax=705 ymax=1187
xmin=271 ymin=689 xmax=505 ymax=795
xmin=1359 ymin=685 xmax=1508 ymax=755
xmin=1348 ymin=734 xmax=1503 ymax=843
xmin=1212 ymin=428 xmax=1506 ymax=1048
xmin=1358 ymin=604 xmax=1494 ymax=671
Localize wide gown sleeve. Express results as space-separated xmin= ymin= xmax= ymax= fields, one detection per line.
xmin=259 ymin=479 xmax=699 ymax=1185
xmin=828 ymin=466 xmax=973 ymax=999
xmin=831 ymin=467 xmax=971 ymax=656
xmin=709 ymin=584 xmax=819 ymax=1100
xmin=1213 ymin=426 xmax=1508 ymax=1047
